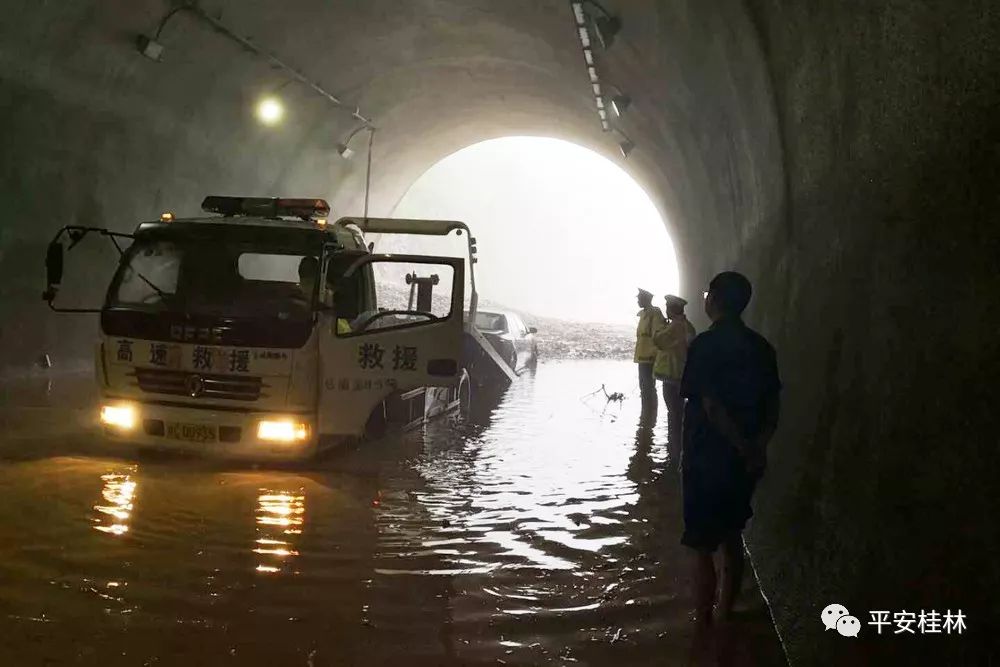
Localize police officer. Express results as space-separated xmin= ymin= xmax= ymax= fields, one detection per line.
xmin=653 ymin=294 xmax=697 ymax=420
xmin=634 ymin=288 xmax=666 ymax=419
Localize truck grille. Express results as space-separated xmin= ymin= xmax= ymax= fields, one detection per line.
xmin=131 ymin=368 xmax=265 ymax=401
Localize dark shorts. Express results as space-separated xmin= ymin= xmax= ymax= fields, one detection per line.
xmin=681 ymin=447 xmax=757 ymax=551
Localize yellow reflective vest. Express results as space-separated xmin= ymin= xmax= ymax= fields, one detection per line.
xmin=634 ymin=306 xmax=666 ymax=363
xmin=337 ymin=318 xmax=352 ymax=335
xmin=652 ymin=315 xmax=696 ymax=380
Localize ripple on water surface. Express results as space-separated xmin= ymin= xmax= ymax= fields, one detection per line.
xmin=0 ymin=359 xmax=782 ymax=665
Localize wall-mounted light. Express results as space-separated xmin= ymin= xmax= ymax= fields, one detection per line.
xmin=573 ymin=1 xmax=622 ymax=51
xmin=336 ymin=122 xmax=374 ymax=160
xmin=593 ymin=13 xmax=621 ymax=50
xmin=333 ymin=123 xmax=378 ymax=219
xmin=135 ymin=34 xmax=165 ymax=62
xmin=256 ymin=97 xmax=285 ymax=125
xmin=618 ymin=137 xmax=635 ymax=159
xmin=611 ymin=128 xmax=635 ymax=159
xmin=602 ymin=82 xmax=632 ymax=117
xmin=134 ymin=4 xmax=185 ymax=62
xmin=611 ymin=93 xmax=631 ymax=116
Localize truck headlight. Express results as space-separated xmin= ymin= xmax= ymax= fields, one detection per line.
xmin=100 ymin=403 xmax=137 ymax=430
xmin=257 ymin=419 xmax=311 ymax=443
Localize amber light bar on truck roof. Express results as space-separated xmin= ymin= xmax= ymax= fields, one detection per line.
xmin=201 ymin=196 xmax=331 ymax=221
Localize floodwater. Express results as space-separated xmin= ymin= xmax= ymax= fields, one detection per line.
xmin=0 ymin=360 xmax=785 ymax=666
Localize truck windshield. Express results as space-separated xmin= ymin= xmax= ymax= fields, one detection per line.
xmin=107 ymin=237 xmax=319 ymax=318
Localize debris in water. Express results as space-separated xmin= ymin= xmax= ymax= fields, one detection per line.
xmin=601 ymin=385 xmax=625 ymax=403
xmin=580 ymin=384 xmax=626 ymax=404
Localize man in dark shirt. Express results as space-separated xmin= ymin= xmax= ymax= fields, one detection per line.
xmin=680 ymin=271 xmax=781 ymax=624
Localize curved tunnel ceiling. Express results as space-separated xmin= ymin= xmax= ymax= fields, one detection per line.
xmin=2 ymin=1 xmax=997 ymax=663
xmin=0 ymin=0 xmax=781 ymax=293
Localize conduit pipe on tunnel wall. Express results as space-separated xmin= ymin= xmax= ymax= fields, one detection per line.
xmin=150 ymin=2 xmax=375 ymax=126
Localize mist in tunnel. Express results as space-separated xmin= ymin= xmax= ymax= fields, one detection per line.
xmin=389 ymin=137 xmax=679 ymax=324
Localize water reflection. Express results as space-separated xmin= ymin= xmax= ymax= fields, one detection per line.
xmin=92 ymin=470 xmax=138 ymax=536
xmin=1 ymin=360 xmax=783 ymax=665
xmin=254 ymin=489 xmax=305 ymax=575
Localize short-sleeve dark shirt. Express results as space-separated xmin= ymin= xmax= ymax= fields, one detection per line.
xmin=680 ymin=317 xmax=781 ymax=465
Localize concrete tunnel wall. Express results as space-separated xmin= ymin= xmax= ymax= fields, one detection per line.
xmin=1 ymin=0 xmax=998 ymax=662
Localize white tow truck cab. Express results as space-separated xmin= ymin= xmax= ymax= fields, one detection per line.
xmin=42 ymin=196 xmax=476 ymax=460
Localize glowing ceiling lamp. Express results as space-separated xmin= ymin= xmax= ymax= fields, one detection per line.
xmin=256 ymin=97 xmax=285 ymax=125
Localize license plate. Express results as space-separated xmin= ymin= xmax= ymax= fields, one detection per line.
xmin=165 ymin=422 xmax=218 ymax=443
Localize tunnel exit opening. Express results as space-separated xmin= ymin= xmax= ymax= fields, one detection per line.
xmin=388 ymin=136 xmax=680 ymax=327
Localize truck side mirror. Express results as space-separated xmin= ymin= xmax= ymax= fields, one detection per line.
xmin=43 ymin=241 xmax=64 ymax=302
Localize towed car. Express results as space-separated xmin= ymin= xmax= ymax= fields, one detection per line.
xmin=472 ymin=310 xmax=538 ymax=373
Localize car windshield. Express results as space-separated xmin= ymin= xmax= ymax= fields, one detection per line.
xmin=107 ymin=235 xmax=320 ymax=319
xmin=475 ymin=312 xmax=507 ymax=332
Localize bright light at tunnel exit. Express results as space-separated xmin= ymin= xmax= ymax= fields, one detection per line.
xmin=392 ymin=137 xmax=679 ymax=325
xmin=256 ymin=97 xmax=285 ymax=125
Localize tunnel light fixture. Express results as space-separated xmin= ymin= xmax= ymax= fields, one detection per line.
xmin=572 ymin=1 xmax=622 ymax=51
xmin=611 ymin=127 xmax=635 ymax=159
xmin=619 ymin=138 xmax=635 ymax=159
xmin=333 ymin=122 xmax=378 ymax=219
xmin=611 ymin=93 xmax=631 ymax=116
xmin=135 ymin=34 xmax=165 ymax=62
xmin=336 ymin=122 xmax=374 ymax=161
xmin=256 ymin=97 xmax=285 ymax=125
xmin=604 ymin=125 xmax=635 ymax=158
xmin=593 ymin=14 xmax=622 ymax=50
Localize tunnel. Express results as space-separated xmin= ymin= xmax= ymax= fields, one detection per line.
xmin=1 ymin=1 xmax=997 ymax=664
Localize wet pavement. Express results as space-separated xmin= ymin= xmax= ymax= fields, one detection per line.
xmin=0 ymin=360 xmax=785 ymax=666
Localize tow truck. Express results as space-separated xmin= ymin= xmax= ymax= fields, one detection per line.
xmin=41 ymin=196 xmax=509 ymax=460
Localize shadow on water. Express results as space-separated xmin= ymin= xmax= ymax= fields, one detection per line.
xmin=0 ymin=360 xmax=784 ymax=665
